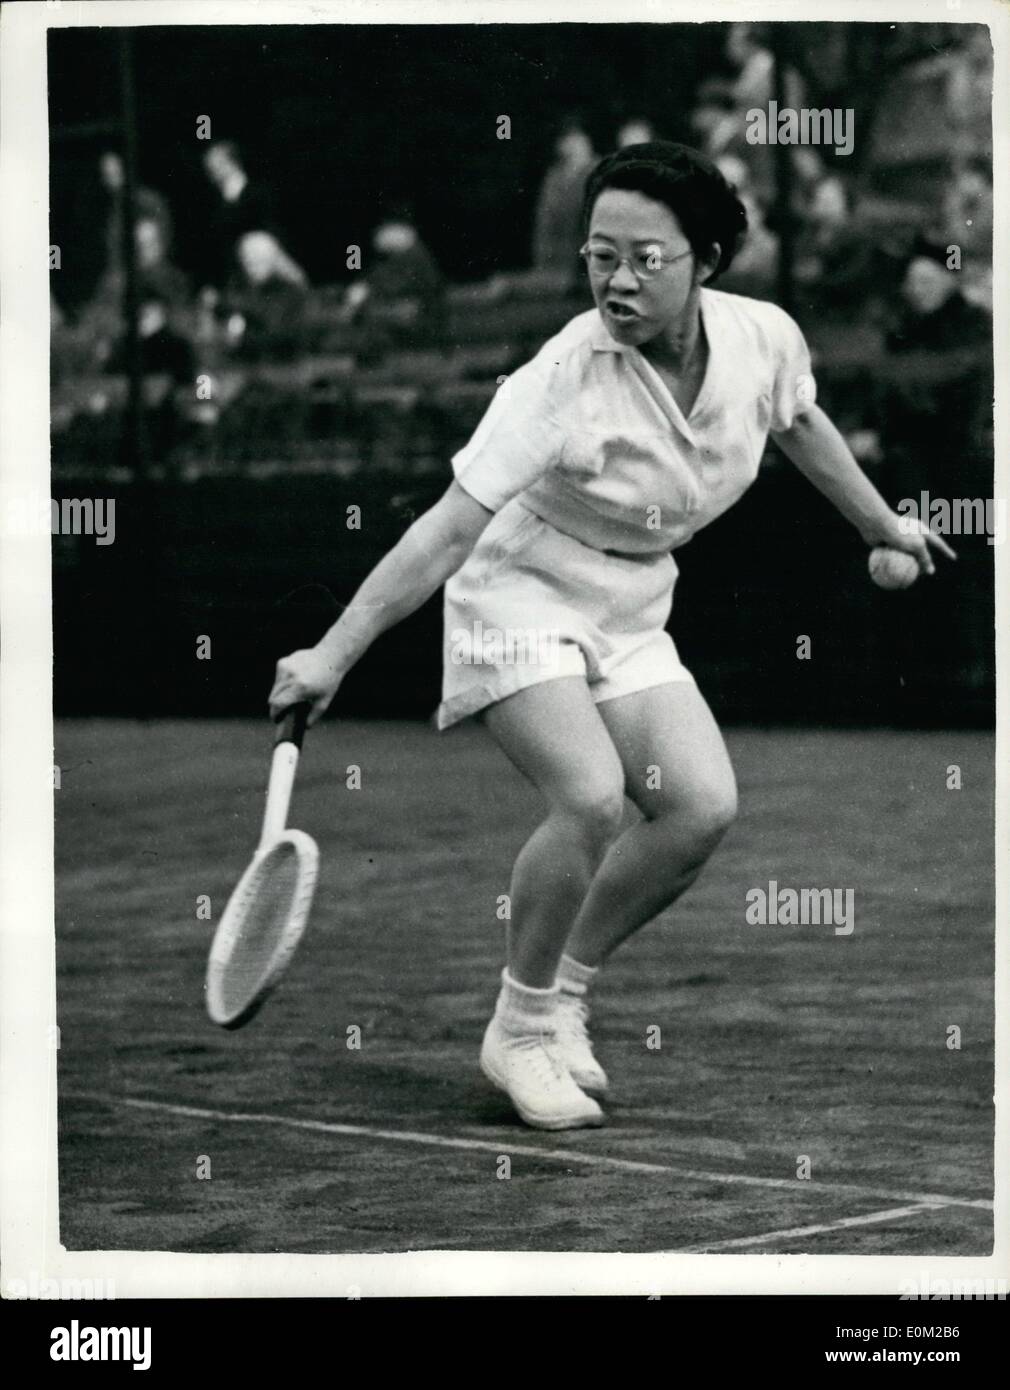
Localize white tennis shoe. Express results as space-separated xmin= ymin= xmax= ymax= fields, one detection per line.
xmin=480 ymin=1016 xmax=604 ymax=1130
xmin=554 ymin=992 xmax=609 ymax=1097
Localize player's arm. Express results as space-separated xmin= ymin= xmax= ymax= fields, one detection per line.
xmin=770 ymin=402 xmax=955 ymax=570
xmin=269 ymin=481 xmax=492 ymax=723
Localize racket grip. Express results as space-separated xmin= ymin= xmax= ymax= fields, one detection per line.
xmin=274 ymin=702 xmax=311 ymax=750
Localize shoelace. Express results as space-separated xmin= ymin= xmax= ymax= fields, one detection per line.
xmin=508 ymin=1030 xmax=568 ymax=1084
xmin=556 ymin=995 xmax=591 ymax=1045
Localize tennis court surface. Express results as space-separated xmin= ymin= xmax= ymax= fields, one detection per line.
xmin=55 ymin=719 xmax=994 ymax=1255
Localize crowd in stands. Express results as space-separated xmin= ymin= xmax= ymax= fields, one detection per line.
xmin=50 ymin=21 xmax=992 ymax=484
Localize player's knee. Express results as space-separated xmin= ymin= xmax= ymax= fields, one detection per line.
xmin=672 ymin=783 xmax=737 ymax=863
xmin=559 ymin=779 xmax=626 ymax=851
xmin=686 ymin=784 xmax=737 ymax=852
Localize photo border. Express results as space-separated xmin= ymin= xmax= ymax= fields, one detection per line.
xmin=1 ymin=0 xmax=1006 ymax=1299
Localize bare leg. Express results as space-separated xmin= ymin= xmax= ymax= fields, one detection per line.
xmin=563 ymin=681 xmax=737 ymax=967
xmin=482 ymin=676 xmax=625 ymax=987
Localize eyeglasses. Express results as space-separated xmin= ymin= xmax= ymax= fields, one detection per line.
xmin=579 ymin=241 xmax=693 ymax=281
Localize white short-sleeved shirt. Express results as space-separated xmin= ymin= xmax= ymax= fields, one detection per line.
xmin=451 ymin=288 xmax=816 ymax=555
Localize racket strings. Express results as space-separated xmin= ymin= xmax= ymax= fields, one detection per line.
xmin=218 ymin=847 xmax=303 ymax=1016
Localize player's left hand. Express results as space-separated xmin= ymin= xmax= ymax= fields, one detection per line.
xmin=865 ymin=513 xmax=957 ymax=576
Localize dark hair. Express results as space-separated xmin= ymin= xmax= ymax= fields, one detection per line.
xmin=581 ymin=140 xmax=748 ymax=283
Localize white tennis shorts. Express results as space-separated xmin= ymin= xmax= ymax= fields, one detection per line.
xmin=436 ymin=498 xmax=694 ymax=729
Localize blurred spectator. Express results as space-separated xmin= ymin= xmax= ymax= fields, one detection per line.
xmin=725 ymin=22 xmax=775 ymax=106
xmin=531 ymin=116 xmax=598 ymax=285
xmin=792 ymin=175 xmax=880 ymax=317
xmin=202 ymin=139 xmax=289 ymax=288
xmin=237 ymin=228 xmax=307 ymax=290
xmin=134 ymin=216 xmax=191 ymax=311
xmin=99 ymin=149 xmax=173 ymax=278
xmin=107 ymin=292 xmax=196 ymax=384
xmin=936 ymin=158 xmax=993 ymax=311
xmin=690 ymin=78 xmax=740 ymax=159
xmin=886 ymin=239 xmax=991 ymax=354
xmin=50 ymin=291 xmax=94 ymax=391
xmin=726 ymin=22 xmax=805 ymax=112
xmin=880 ymin=233 xmax=993 ymax=693
xmin=714 ymin=152 xmax=751 ymax=194
xmin=943 ymin=26 xmax=993 ymax=155
xmin=342 ymin=213 xmax=446 ymax=352
xmin=718 ymin=190 xmax=778 ymax=295
xmin=711 ymin=149 xmax=778 ymax=296
xmin=693 ymin=27 xmax=805 ymax=209
xmin=478 ymin=115 xmax=597 ymax=304
xmin=616 ymin=117 xmax=656 ymax=149
xmin=761 ymin=146 xmax=838 ymax=238
xmin=97 ymin=290 xmax=198 ymax=467
xmin=79 ymin=216 xmax=192 ymax=369
xmin=222 ymin=230 xmax=311 ymax=362
xmin=880 ymin=238 xmax=991 ymax=503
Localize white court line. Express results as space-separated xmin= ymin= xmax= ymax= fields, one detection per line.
xmin=67 ymin=1092 xmax=994 ymax=1216
xmin=677 ymin=1204 xmax=947 ymax=1253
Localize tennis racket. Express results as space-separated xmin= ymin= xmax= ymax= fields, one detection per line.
xmin=205 ymin=703 xmax=319 ymax=1029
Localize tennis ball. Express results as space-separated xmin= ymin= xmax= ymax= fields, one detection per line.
xmin=868 ymin=546 xmax=919 ymax=590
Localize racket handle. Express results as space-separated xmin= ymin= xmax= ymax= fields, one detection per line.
xmin=260 ymin=703 xmax=310 ymax=847
xmin=274 ymin=701 xmax=310 ymax=750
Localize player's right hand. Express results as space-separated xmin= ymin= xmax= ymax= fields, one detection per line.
xmin=269 ymin=647 xmax=343 ymax=726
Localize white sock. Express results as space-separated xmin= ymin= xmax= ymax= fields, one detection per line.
xmin=495 ymin=968 xmax=559 ymax=1033
xmin=557 ymin=953 xmax=598 ymax=998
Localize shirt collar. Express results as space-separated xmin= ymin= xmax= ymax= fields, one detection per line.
xmin=589 ymin=312 xmax=631 ymax=353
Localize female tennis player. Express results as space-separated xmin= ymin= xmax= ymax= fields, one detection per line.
xmin=269 ymin=142 xmax=953 ymax=1130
